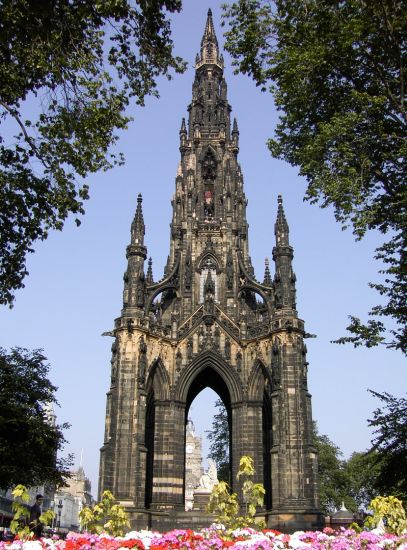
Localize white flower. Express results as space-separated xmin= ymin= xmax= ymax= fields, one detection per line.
xmin=20 ymin=542 xmax=43 ymax=550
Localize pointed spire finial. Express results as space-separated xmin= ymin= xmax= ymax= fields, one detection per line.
xmin=146 ymin=257 xmax=153 ymax=285
xmin=275 ymin=195 xmax=289 ymax=246
xmin=131 ymin=193 xmax=145 ymax=245
xmin=232 ymin=118 xmax=239 ymax=134
xmin=199 ymin=7 xmax=220 ymax=65
xmin=263 ymin=257 xmax=272 ymax=285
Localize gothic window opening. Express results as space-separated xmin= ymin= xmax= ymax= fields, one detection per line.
xmin=201 ymin=149 xmax=217 ymax=181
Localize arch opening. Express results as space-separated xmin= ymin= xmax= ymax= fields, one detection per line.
xmin=239 ymin=288 xmax=269 ymax=325
xmin=149 ymin=288 xmax=178 ymax=329
xmin=184 ymin=368 xmax=232 ymax=510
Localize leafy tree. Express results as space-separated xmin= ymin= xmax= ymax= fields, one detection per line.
xmin=222 ymin=0 xmax=407 ymax=353
xmin=79 ymin=490 xmax=130 ymax=536
xmin=207 ymin=456 xmax=265 ymax=530
xmin=206 ymin=398 xmax=230 ymax=482
xmin=367 ymin=390 xmax=407 ymax=503
xmin=312 ymin=423 xmax=354 ymax=513
xmin=10 ymin=485 xmax=55 ymax=540
xmin=364 ymin=495 xmax=407 ymax=535
xmin=343 ymin=451 xmax=381 ymax=509
xmin=0 ymin=0 xmax=185 ymax=306
xmin=0 ymin=347 xmax=72 ymax=490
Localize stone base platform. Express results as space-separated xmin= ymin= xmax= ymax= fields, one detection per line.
xmin=125 ymin=506 xmax=324 ymax=534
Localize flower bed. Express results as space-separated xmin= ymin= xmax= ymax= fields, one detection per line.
xmin=1 ymin=527 xmax=406 ymax=550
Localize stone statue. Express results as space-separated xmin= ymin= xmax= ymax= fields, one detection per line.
xmin=185 ymin=253 xmax=192 ymax=290
xmin=197 ymin=459 xmax=218 ymax=492
xmin=224 ymin=338 xmax=231 ymax=360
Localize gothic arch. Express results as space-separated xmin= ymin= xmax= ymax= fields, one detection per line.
xmin=246 ymin=358 xmax=273 ymax=508
xmin=199 ymin=144 xmax=219 ymax=165
xmin=247 ymin=359 xmax=271 ymax=401
xmin=145 ymin=285 xmax=180 ymax=314
xmin=146 ymin=357 xmax=170 ymax=400
xmin=174 ymin=350 xmax=243 ymax=405
xmin=238 ymin=285 xmax=270 ymax=308
xmin=196 ymin=250 xmax=222 ymax=273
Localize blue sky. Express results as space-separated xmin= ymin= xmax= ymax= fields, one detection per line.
xmin=1 ymin=2 xmax=405 ymax=497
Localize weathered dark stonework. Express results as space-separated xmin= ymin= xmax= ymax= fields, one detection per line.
xmin=99 ymin=10 xmax=323 ymax=533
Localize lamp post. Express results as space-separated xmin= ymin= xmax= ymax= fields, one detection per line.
xmin=57 ymin=499 xmax=63 ymax=531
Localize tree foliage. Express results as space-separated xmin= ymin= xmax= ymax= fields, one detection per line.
xmin=313 ymin=422 xmax=381 ymax=513
xmin=312 ymin=423 xmax=353 ymax=513
xmin=365 ymin=495 xmax=407 ymax=535
xmin=0 ymin=0 xmax=185 ymax=306
xmin=206 ymin=398 xmax=230 ymax=483
xmin=367 ymin=390 xmax=407 ymax=503
xmin=343 ymin=451 xmax=381 ymax=509
xmin=10 ymin=485 xmax=55 ymax=540
xmin=79 ymin=490 xmax=130 ymax=536
xmin=0 ymin=347 xmax=72 ymax=490
xmin=207 ymin=456 xmax=265 ymax=530
xmin=222 ymin=0 xmax=406 ymax=353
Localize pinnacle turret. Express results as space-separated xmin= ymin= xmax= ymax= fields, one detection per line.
xmin=272 ymin=196 xmax=296 ymax=310
xmin=263 ymin=258 xmax=272 ymax=286
xmin=131 ymin=193 xmax=145 ymax=246
xmin=146 ymin=257 xmax=154 ymax=285
xmin=275 ymin=195 xmax=289 ymax=246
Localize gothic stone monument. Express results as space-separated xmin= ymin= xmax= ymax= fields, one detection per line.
xmin=99 ymin=10 xmax=323 ymax=533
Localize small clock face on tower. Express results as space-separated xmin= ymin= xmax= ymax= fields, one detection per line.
xmin=186 ymin=444 xmax=194 ymax=454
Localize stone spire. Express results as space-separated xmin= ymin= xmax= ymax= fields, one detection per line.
xmin=131 ymin=193 xmax=145 ymax=246
xmin=272 ymin=195 xmax=296 ymax=310
xmin=275 ymin=194 xmax=289 ymax=246
xmin=263 ymin=257 xmax=272 ymax=286
xmin=179 ymin=117 xmax=187 ymax=150
xmin=199 ymin=8 xmax=221 ymax=66
xmin=146 ymin=257 xmax=154 ymax=285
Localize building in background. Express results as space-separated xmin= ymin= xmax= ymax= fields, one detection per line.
xmin=52 ymin=466 xmax=94 ymax=534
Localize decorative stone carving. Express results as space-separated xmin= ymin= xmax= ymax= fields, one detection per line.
xmin=175 ymin=349 xmax=182 ymax=372
xmin=138 ymin=336 xmax=147 ymax=386
xmin=224 ymin=338 xmax=231 ymax=360
xmin=202 ymin=149 xmax=217 ymax=180
xmin=226 ymin=250 xmax=233 ymax=290
xmin=236 ymin=350 xmax=242 ymax=371
xmin=136 ymin=271 xmax=146 ymax=308
xmin=187 ymin=338 xmax=193 ymax=361
xmin=185 ymin=252 xmax=192 ymax=290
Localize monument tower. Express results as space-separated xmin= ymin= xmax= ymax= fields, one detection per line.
xmin=99 ymin=10 xmax=322 ymax=532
